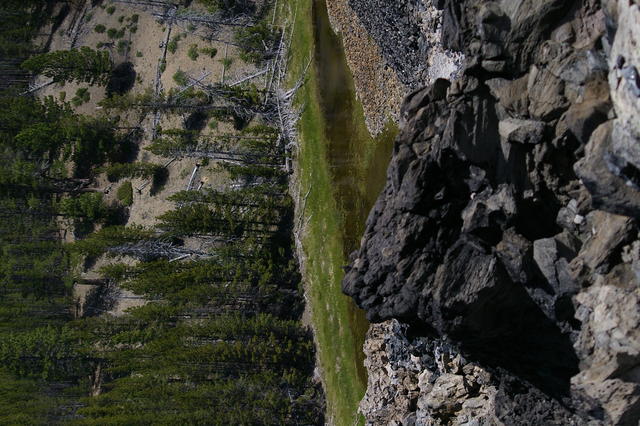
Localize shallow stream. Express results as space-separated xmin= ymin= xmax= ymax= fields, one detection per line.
xmin=312 ymin=0 xmax=397 ymax=382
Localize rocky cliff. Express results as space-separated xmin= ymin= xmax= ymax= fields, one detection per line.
xmin=324 ymin=0 xmax=462 ymax=134
xmin=343 ymin=0 xmax=640 ymax=424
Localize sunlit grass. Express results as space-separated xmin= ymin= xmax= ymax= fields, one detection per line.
xmin=280 ymin=0 xmax=397 ymax=424
xmin=281 ymin=1 xmax=367 ymax=424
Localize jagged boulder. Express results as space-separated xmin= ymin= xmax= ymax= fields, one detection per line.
xmin=345 ymin=0 xmax=640 ymax=424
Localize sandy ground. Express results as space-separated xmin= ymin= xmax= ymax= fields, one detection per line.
xmin=36 ymin=0 xmax=268 ymax=317
xmin=325 ymin=0 xmax=407 ymax=135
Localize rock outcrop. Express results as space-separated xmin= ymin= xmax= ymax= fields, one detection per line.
xmin=324 ymin=0 xmax=407 ymax=135
xmin=343 ymin=0 xmax=640 ymax=424
xmin=325 ymin=0 xmax=463 ymax=134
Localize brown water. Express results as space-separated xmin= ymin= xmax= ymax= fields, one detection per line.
xmin=312 ymin=0 xmax=396 ymax=384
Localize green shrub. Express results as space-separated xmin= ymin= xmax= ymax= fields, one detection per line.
xmin=94 ymin=24 xmax=106 ymax=33
xmin=107 ymin=28 xmax=118 ymax=39
xmin=118 ymin=15 xmax=125 ymax=23
xmin=200 ymin=47 xmax=217 ymax=58
xmin=167 ymin=40 xmax=177 ymax=54
xmin=220 ymin=57 xmax=232 ymax=68
xmin=77 ymin=87 xmax=90 ymax=101
xmin=167 ymin=35 xmax=180 ymax=54
xmin=188 ymin=44 xmax=199 ymax=61
xmin=116 ymin=181 xmax=133 ymax=206
xmin=71 ymin=87 xmax=90 ymax=106
xmin=106 ymin=6 xmax=115 ymax=15
xmin=117 ymin=40 xmax=129 ymax=55
xmin=116 ymin=28 xmax=125 ymax=38
xmin=173 ymin=69 xmax=188 ymax=86
xmin=136 ymin=51 xmax=143 ymax=58
xmin=130 ymin=25 xmax=138 ymax=33
xmin=59 ymin=91 xmax=66 ymax=101
xmin=131 ymin=14 xmax=139 ymax=23
xmin=159 ymin=59 xmax=166 ymax=74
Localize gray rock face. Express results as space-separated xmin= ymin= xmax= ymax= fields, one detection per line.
xmin=498 ymin=118 xmax=546 ymax=144
xmin=574 ymin=122 xmax=640 ymax=217
xmin=347 ymin=0 xmax=463 ymax=90
xmin=361 ymin=320 xmax=587 ymax=425
xmin=344 ymin=0 xmax=640 ymax=424
xmin=346 ymin=0 xmax=422 ymax=87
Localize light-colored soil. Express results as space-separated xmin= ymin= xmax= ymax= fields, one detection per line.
xmin=325 ymin=0 xmax=407 ymax=136
xmin=72 ymin=283 xmax=99 ymax=318
xmin=33 ymin=0 xmax=266 ymax=316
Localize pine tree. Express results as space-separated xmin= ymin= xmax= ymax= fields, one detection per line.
xmin=56 ymin=193 xmax=110 ymax=221
xmin=100 ymin=162 xmax=162 ymax=182
xmin=21 ymin=47 xmax=113 ymax=85
xmin=0 ymin=326 xmax=93 ymax=381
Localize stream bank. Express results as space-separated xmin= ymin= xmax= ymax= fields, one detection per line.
xmin=313 ymin=0 xmax=397 ymax=384
xmin=284 ymin=0 xmax=397 ymax=423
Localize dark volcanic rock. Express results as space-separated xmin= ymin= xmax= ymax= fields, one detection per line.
xmin=575 ymin=122 xmax=640 ymax=217
xmin=344 ymin=0 xmax=640 ymax=424
xmin=347 ymin=0 xmax=429 ymax=88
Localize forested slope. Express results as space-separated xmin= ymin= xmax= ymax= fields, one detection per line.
xmin=0 ymin=1 xmax=322 ymax=424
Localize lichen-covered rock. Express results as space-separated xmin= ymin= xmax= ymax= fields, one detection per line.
xmin=347 ymin=0 xmax=463 ymax=90
xmin=573 ymin=282 xmax=640 ymax=424
xmin=325 ymin=0 xmax=465 ymax=135
xmin=345 ymin=0 xmax=640 ymax=424
xmin=361 ymin=320 xmax=588 ymax=425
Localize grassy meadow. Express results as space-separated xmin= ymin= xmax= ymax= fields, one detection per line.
xmin=282 ymin=0 xmax=397 ymax=423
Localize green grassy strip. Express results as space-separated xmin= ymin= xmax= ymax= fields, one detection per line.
xmin=283 ymin=1 xmax=366 ymax=424
xmin=282 ymin=1 xmax=396 ymax=424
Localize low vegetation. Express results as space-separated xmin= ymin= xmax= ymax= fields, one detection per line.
xmin=0 ymin=0 xmax=323 ymax=423
xmin=21 ymin=47 xmax=112 ymax=85
xmin=281 ymin=0 xmax=397 ymax=424
xmin=116 ymin=181 xmax=133 ymax=206
xmin=188 ymin=43 xmax=200 ymax=61
xmin=71 ymin=87 xmax=90 ymax=106
xmin=173 ymin=69 xmax=188 ymax=86
xmin=200 ymin=46 xmax=218 ymax=58
xmin=167 ymin=35 xmax=180 ymax=54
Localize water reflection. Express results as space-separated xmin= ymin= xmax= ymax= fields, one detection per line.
xmin=312 ymin=0 xmax=396 ymax=382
